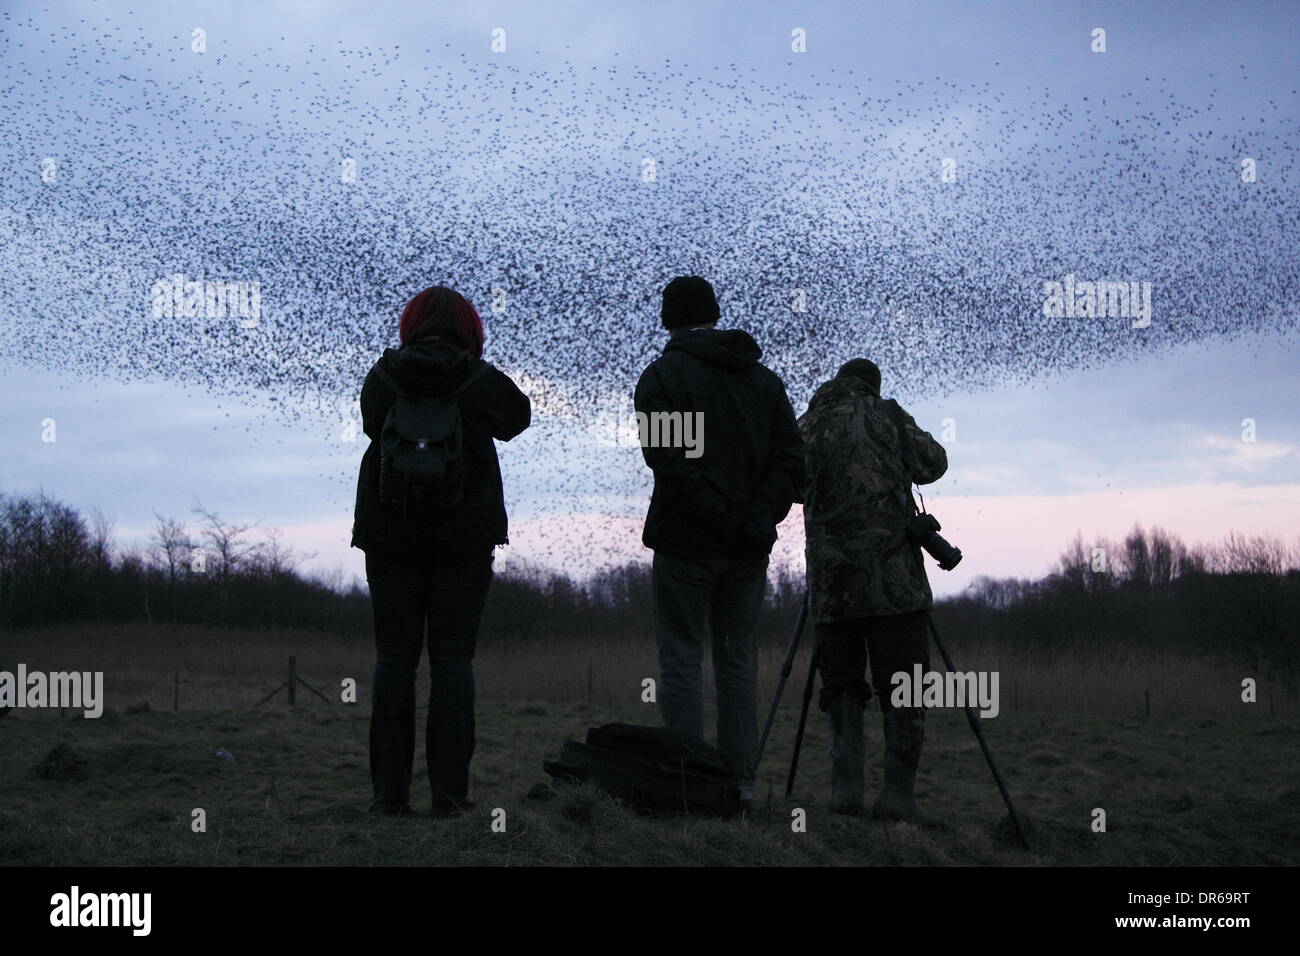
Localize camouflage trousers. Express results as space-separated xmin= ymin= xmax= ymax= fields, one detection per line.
xmin=816 ymin=610 xmax=930 ymax=709
xmin=817 ymin=610 xmax=930 ymax=772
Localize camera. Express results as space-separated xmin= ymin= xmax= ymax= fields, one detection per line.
xmin=907 ymin=513 xmax=962 ymax=570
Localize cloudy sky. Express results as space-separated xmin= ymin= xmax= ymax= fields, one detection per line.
xmin=1 ymin=0 xmax=1296 ymax=597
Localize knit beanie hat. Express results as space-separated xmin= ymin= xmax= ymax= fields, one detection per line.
xmin=661 ymin=276 xmax=720 ymax=330
xmin=837 ymin=358 xmax=882 ymax=392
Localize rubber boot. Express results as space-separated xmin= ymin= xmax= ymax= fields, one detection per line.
xmin=872 ymin=708 xmax=939 ymax=826
xmin=828 ymin=694 xmax=866 ymax=815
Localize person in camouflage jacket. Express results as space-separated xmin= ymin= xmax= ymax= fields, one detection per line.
xmin=799 ymin=358 xmax=949 ymax=821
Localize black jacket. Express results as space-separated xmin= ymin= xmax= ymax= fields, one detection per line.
xmin=351 ymin=336 xmax=531 ymax=560
xmin=634 ymin=328 xmax=805 ymax=559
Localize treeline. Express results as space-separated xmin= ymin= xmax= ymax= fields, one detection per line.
xmin=1 ymin=491 xmax=1296 ymax=674
xmin=938 ymin=525 xmax=1300 ymax=677
xmin=0 ymin=490 xmax=803 ymax=640
xmin=0 ymin=492 xmax=368 ymax=632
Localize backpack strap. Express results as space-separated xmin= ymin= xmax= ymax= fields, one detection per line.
xmin=371 ymin=360 xmax=410 ymax=399
xmin=449 ymin=359 xmax=490 ymax=398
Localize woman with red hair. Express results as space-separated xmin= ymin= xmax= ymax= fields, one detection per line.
xmin=351 ymin=285 xmax=530 ymax=817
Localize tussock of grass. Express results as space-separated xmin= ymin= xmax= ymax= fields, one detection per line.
xmin=31 ymin=742 xmax=90 ymax=782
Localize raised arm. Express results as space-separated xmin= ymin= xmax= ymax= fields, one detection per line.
xmin=897 ymin=404 xmax=948 ymax=485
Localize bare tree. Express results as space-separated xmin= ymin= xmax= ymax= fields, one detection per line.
xmin=151 ymin=511 xmax=191 ymax=621
xmin=86 ymin=506 xmax=115 ymax=619
xmin=87 ymin=507 xmax=115 ymax=571
xmin=191 ymin=499 xmax=261 ymax=618
xmin=1216 ymin=532 xmax=1287 ymax=576
xmin=1182 ymin=543 xmax=1210 ymax=575
xmin=1055 ymin=531 xmax=1118 ymax=593
xmin=1120 ymin=525 xmax=1153 ymax=590
xmin=1056 ymin=533 xmax=1088 ymax=589
xmin=1147 ymin=525 xmax=1187 ymax=588
xmin=151 ymin=512 xmax=190 ymax=581
xmin=254 ymin=525 xmax=315 ymax=578
xmin=43 ymin=497 xmax=91 ymax=616
xmin=313 ymin=562 xmax=345 ymax=595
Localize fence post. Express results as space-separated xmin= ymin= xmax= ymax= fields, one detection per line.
xmin=288 ymin=656 xmax=297 ymax=706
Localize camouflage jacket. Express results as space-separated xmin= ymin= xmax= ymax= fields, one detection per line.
xmin=799 ymin=376 xmax=948 ymax=622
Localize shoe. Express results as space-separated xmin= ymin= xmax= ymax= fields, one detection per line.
xmin=368 ymin=799 xmax=412 ymax=817
xmin=828 ymin=694 xmax=866 ymax=814
xmin=871 ymin=709 xmax=940 ymax=827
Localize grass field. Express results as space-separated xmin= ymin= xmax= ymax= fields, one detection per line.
xmin=2 ymin=622 xmax=1298 ymax=866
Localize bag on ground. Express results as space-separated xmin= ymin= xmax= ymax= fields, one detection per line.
xmin=543 ymin=723 xmax=739 ymax=816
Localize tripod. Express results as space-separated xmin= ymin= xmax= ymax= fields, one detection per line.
xmin=753 ymin=594 xmax=819 ymax=798
xmin=754 ymin=594 xmax=1032 ymax=851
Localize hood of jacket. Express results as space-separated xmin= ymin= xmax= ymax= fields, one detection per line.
xmin=806 ymin=373 xmax=878 ymax=413
xmin=663 ymin=327 xmax=762 ymax=370
xmin=377 ymin=335 xmax=478 ymax=396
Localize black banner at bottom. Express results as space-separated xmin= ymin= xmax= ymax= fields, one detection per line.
xmin=0 ymin=865 xmax=1284 ymax=941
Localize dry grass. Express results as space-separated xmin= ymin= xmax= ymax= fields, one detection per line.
xmin=6 ymin=621 xmax=1296 ymax=719
xmin=1 ymin=622 xmax=1297 ymax=866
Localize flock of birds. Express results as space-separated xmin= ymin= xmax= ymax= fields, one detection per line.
xmin=0 ymin=9 xmax=1295 ymax=568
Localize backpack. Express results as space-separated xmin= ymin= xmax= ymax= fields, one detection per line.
xmin=543 ymin=723 xmax=740 ymax=817
xmin=376 ymin=360 xmax=489 ymax=520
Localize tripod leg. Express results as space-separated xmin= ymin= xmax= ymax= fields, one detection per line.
xmin=927 ymin=614 xmax=1032 ymax=851
xmin=754 ymin=594 xmax=808 ymax=774
xmin=785 ymin=636 xmax=822 ymax=798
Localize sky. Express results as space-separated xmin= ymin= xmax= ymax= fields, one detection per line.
xmin=1 ymin=0 xmax=1296 ymax=597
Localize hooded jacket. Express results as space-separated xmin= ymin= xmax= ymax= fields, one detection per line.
xmin=634 ymin=327 xmax=805 ymax=560
xmin=351 ymin=335 xmax=531 ymax=560
xmin=799 ymin=374 xmax=947 ymax=621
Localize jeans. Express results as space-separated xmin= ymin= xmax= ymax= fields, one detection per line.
xmin=365 ymin=550 xmax=493 ymax=807
xmin=651 ymin=551 xmax=769 ymax=786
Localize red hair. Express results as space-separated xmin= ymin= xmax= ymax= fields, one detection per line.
xmin=397 ymin=286 xmax=485 ymax=358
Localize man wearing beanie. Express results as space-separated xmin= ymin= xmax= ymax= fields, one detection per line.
xmin=634 ymin=275 xmax=805 ymax=812
xmin=799 ymin=357 xmax=948 ymax=821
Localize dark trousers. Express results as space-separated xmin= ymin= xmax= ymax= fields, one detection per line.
xmin=816 ymin=610 xmax=931 ymax=715
xmin=651 ymin=551 xmax=769 ymax=785
xmin=365 ymin=550 xmax=493 ymax=806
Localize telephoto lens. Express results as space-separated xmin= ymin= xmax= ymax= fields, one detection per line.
xmin=907 ymin=513 xmax=963 ymax=570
